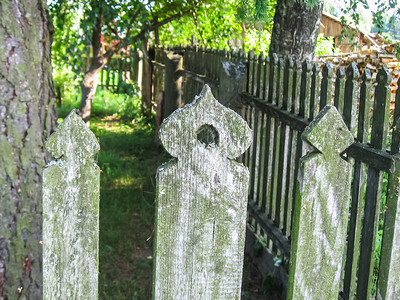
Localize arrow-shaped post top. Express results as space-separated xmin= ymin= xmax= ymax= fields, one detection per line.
xmin=45 ymin=110 xmax=100 ymax=161
xmin=302 ymin=105 xmax=353 ymax=158
xmin=159 ymin=85 xmax=252 ymax=159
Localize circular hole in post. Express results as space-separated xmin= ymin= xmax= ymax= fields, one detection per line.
xmin=197 ymin=124 xmax=219 ymax=149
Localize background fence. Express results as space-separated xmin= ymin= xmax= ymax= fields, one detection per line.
xmin=152 ymin=45 xmax=400 ymax=299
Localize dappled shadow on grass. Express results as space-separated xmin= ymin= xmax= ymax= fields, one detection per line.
xmin=90 ymin=117 xmax=167 ymax=300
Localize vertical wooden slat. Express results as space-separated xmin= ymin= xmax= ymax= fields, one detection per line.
xmin=357 ymin=66 xmax=392 ymax=299
xmin=320 ymin=62 xmax=334 ymax=108
xmin=310 ymin=63 xmax=321 ymax=120
xmin=257 ymin=53 xmax=265 ymax=99
xmin=343 ymin=69 xmax=372 ymax=300
xmin=283 ymin=57 xmax=295 ymax=237
xmin=334 ymin=66 xmax=346 ymax=113
xmin=277 ymin=57 xmax=285 ymax=107
xmin=264 ymin=56 xmax=271 ymax=101
xmin=247 ymin=51 xmax=254 ymax=94
xmin=299 ymin=59 xmax=312 ymax=120
xmin=275 ymin=57 xmax=288 ymax=230
xmin=343 ymin=62 xmax=359 ymax=133
xmin=268 ymin=53 xmax=278 ymax=104
xmin=252 ymin=53 xmax=259 ymax=96
xmin=290 ymin=60 xmax=303 ymax=234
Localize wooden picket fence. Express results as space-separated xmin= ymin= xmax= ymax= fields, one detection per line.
xmin=152 ymin=46 xmax=400 ymax=299
xmin=40 ymin=47 xmax=400 ymax=299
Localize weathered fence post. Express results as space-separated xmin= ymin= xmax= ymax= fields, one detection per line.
xmin=218 ymin=60 xmax=246 ymax=110
xmin=43 ymin=110 xmax=100 ymax=299
xmin=287 ymin=105 xmax=354 ymax=299
xmin=163 ymin=51 xmax=183 ymax=119
xmin=153 ymin=85 xmax=252 ymax=299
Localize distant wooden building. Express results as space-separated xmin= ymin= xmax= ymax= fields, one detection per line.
xmin=319 ymin=13 xmax=379 ymax=53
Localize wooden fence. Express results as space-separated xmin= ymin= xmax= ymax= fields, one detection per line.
xmin=43 ymin=90 xmax=363 ymax=299
xmin=152 ymin=46 xmax=400 ymax=299
xmin=40 ymin=46 xmax=400 ymax=299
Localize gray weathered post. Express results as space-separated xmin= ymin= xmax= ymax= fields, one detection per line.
xmin=218 ymin=60 xmax=247 ymax=110
xmin=287 ymin=105 xmax=354 ymax=299
xmin=163 ymin=51 xmax=183 ymax=119
xmin=43 ymin=110 xmax=100 ymax=299
xmin=153 ymin=85 xmax=252 ymax=299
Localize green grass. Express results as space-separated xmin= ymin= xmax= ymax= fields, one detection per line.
xmin=57 ymin=87 xmax=142 ymax=121
xmin=88 ymin=117 xmax=168 ymax=299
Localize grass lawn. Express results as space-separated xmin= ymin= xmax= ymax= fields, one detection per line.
xmin=88 ymin=116 xmax=167 ymax=299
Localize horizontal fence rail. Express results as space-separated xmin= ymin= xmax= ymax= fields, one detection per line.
xmin=152 ymin=45 xmax=400 ymax=299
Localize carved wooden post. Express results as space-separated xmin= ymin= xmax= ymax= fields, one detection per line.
xmin=287 ymin=105 xmax=354 ymax=299
xmin=154 ymin=85 xmax=252 ymax=299
xmin=43 ymin=110 xmax=100 ymax=299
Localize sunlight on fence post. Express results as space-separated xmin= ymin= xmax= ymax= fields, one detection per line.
xmin=153 ymin=85 xmax=252 ymax=299
xmin=287 ymin=105 xmax=354 ymax=299
xmin=43 ymin=110 xmax=100 ymax=299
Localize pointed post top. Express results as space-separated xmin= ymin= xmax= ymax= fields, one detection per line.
xmin=322 ymin=62 xmax=334 ymax=78
xmin=159 ymin=85 xmax=252 ymax=160
xmin=302 ymin=105 xmax=353 ymax=157
xmin=45 ymin=110 xmax=100 ymax=161
xmin=346 ymin=61 xmax=360 ymax=80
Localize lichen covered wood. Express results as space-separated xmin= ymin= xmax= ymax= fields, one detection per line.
xmin=154 ymin=85 xmax=252 ymax=299
xmin=42 ymin=110 xmax=100 ymax=299
xmin=287 ymin=105 xmax=354 ymax=299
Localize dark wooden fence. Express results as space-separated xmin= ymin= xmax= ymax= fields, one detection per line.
xmin=152 ymin=45 xmax=400 ymax=299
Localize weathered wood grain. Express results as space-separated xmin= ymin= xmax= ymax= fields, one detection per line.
xmin=43 ymin=110 xmax=100 ymax=299
xmin=154 ymin=85 xmax=252 ymax=299
xmin=287 ymin=105 xmax=354 ymax=299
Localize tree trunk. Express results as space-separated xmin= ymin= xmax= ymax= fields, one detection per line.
xmin=79 ymin=2 xmax=104 ymax=123
xmin=79 ymin=61 xmax=103 ymax=123
xmin=269 ymin=0 xmax=323 ymax=61
xmin=0 ymin=0 xmax=56 ymax=299
xmin=141 ymin=42 xmax=154 ymax=117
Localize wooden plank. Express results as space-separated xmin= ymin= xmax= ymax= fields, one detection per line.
xmin=334 ymin=66 xmax=346 ymax=114
xmin=43 ymin=110 xmax=100 ymax=299
xmin=310 ymin=63 xmax=321 ymax=120
xmin=154 ymin=85 xmax=252 ymax=299
xmin=357 ymin=66 xmax=392 ymax=299
xmin=343 ymin=69 xmax=372 ymax=300
xmin=287 ymin=105 xmax=354 ymax=299
xmin=343 ymin=62 xmax=360 ymax=133
xmin=320 ymin=62 xmax=334 ymax=108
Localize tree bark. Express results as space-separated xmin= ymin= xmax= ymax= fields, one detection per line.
xmin=0 ymin=0 xmax=56 ymax=298
xmin=269 ymin=0 xmax=323 ymax=61
xmin=80 ymin=2 xmax=104 ymax=123
xmin=141 ymin=42 xmax=154 ymax=117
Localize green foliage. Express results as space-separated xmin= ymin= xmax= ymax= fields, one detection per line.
xmin=315 ymin=33 xmax=342 ymax=56
xmin=243 ymin=28 xmax=271 ymax=54
xmin=237 ymin=0 xmax=276 ymax=32
xmin=159 ymin=2 xmax=242 ymax=49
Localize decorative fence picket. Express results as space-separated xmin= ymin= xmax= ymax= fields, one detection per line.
xmin=287 ymin=105 xmax=354 ymax=299
xmin=153 ymin=85 xmax=252 ymax=299
xmin=42 ymin=110 xmax=100 ymax=299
